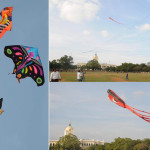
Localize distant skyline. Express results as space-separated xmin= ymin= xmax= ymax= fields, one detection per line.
xmin=50 ymin=83 xmax=150 ymax=142
xmin=50 ymin=0 xmax=150 ymax=65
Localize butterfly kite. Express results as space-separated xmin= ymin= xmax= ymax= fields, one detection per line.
xmin=0 ymin=98 xmax=4 ymax=114
xmin=107 ymin=89 xmax=150 ymax=123
xmin=4 ymin=45 xmax=45 ymax=86
xmin=0 ymin=7 xmax=13 ymax=39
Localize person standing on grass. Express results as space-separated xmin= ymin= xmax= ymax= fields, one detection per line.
xmin=126 ymin=73 xmax=128 ymax=80
xmin=50 ymin=68 xmax=61 ymax=82
xmin=77 ymin=70 xmax=81 ymax=82
xmin=80 ymin=70 xmax=85 ymax=82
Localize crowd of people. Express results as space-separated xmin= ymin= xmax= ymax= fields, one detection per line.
xmin=50 ymin=69 xmax=86 ymax=82
xmin=50 ymin=69 xmax=129 ymax=82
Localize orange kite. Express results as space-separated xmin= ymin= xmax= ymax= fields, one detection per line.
xmin=0 ymin=7 xmax=13 ymax=39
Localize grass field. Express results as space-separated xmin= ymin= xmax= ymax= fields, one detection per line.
xmin=53 ymin=71 xmax=150 ymax=82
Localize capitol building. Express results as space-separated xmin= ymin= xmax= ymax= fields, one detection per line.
xmin=77 ymin=53 xmax=116 ymax=70
xmin=50 ymin=122 xmax=104 ymax=150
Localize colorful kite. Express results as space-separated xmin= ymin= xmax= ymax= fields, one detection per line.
xmin=107 ymin=89 xmax=150 ymax=123
xmin=4 ymin=45 xmax=45 ymax=86
xmin=0 ymin=7 xmax=13 ymax=39
xmin=0 ymin=98 xmax=4 ymax=114
xmin=109 ymin=17 xmax=123 ymax=25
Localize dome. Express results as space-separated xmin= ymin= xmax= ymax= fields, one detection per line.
xmin=93 ymin=53 xmax=98 ymax=61
xmin=64 ymin=122 xmax=74 ymax=136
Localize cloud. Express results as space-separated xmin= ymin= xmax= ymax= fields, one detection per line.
xmin=51 ymin=0 xmax=100 ymax=23
xmin=132 ymin=91 xmax=145 ymax=98
xmin=136 ymin=24 xmax=150 ymax=31
xmin=83 ymin=30 xmax=91 ymax=35
xmin=100 ymin=30 xmax=110 ymax=38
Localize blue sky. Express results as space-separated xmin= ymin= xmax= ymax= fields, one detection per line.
xmin=50 ymin=0 xmax=150 ymax=65
xmin=50 ymin=83 xmax=150 ymax=142
xmin=0 ymin=0 xmax=48 ymax=150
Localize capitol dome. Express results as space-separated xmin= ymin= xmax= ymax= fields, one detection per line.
xmin=64 ymin=122 xmax=74 ymax=136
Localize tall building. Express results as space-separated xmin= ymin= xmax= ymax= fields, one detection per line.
xmin=49 ymin=122 xmax=104 ymax=150
xmin=93 ymin=53 xmax=98 ymax=61
xmin=64 ymin=121 xmax=74 ymax=135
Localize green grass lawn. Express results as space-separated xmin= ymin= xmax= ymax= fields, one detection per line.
xmin=52 ymin=71 xmax=150 ymax=82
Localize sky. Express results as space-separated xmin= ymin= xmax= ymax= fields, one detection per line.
xmin=0 ymin=0 xmax=48 ymax=150
xmin=50 ymin=0 xmax=150 ymax=65
xmin=50 ymin=83 xmax=150 ymax=143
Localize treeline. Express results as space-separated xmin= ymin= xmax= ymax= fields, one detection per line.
xmin=105 ymin=63 xmax=150 ymax=72
xmin=50 ymin=134 xmax=82 ymax=150
xmin=50 ymin=55 xmax=101 ymax=71
xmin=88 ymin=137 xmax=150 ymax=150
xmin=50 ymin=134 xmax=150 ymax=150
xmin=50 ymin=55 xmax=150 ymax=72
xmin=49 ymin=55 xmax=77 ymax=71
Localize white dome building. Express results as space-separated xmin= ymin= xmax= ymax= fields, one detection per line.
xmin=50 ymin=122 xmax=104 ymax=150
xmin=64 ymin=122 xmax=74 ymax=136
xmin=93 ymin=53 xmax=98 ymax=61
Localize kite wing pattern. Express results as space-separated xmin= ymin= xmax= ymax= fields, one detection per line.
xmin=4 ymin=45 xmax=27 ymax=74
xmin=107 ymin=89 xmax=150 ymax=123
xmin=0 ymin=7 xmax=13 ymax=39
xmin=4 ymin=45 xmax=45 ymax=86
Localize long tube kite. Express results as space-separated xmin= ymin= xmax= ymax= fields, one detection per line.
xmin=107 ymin=89 xmax=150 ymax=123
xmin=109 ymin=17 xmax=123 ymax=25
xmin=0 ymin=7 xmax=13 ymax=39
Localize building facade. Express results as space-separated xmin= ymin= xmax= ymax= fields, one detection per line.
xmin=101 ymin=63 xmax=117 ymax=70
xmin=77 ymin=63 xmax=87 ymax=69
xmin=49 ymin=122 xmax=104 ymax=150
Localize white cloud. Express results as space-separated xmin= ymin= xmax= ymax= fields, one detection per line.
xmin=83 ymin=30 xmax=90 ymax=35
xmin=132 ymin=91 xmax=145 ymax=98
xmin=52 ymin=0 xmax=100 ymax=23
xmin=100 ymin=30 xmax=110 ymax=38
xmin=136 ymin=24 xmax=150 ymax=31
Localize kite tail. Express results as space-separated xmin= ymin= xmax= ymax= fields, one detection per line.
xmin=0 ymin=29 xmax=7 ymax=39
xmin=126 ymin=105 xmax=150 ymax=123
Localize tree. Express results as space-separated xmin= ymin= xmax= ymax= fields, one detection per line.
xmin=143 ymin=138 xmax=150 ymax=145
xmin=58 ymin=55 xmax=74 ymax=70
xmin=86 ymin=60 xmax=101 ymax=70
xmin=88 ymin=144 xmax=105 ymax=150
xmin=105 ymin=66 xmax=116 ymax=72
xmin=133 ymin=143 xmax=149 ymax=150
xmin=49 ymin=60 xmax=61 ymax=70
xmin=105 ymin=137 xmax=140 ymax=150
xmin=116 ymin=63 xmax=135 ymax=72
xmin=57 ymin=134 xmax=81 ymax=150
